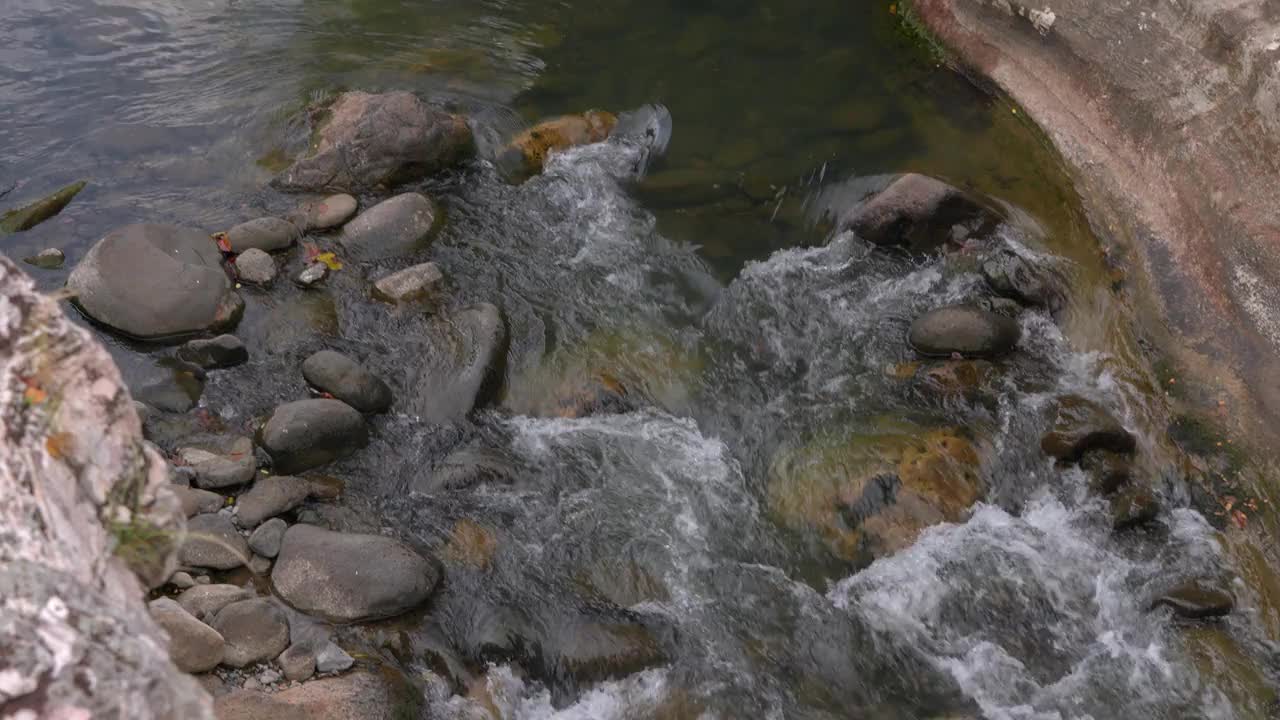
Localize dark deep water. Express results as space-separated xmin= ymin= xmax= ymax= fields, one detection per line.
xmin=4 ymin=1 xmax=1279 ymax=718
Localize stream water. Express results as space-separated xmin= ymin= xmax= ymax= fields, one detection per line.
xmin=3 ymin=1 xmax=1279 ymax=718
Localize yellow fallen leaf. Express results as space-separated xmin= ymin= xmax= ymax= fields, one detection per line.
xmin=315 ymin=252 xmax=343 ymax=271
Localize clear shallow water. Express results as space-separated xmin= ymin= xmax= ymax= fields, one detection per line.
xmin=3 ymin=1 xmax=1277 ymax=718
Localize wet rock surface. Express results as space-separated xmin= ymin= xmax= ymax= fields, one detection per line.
xmin=272 ymin=524 xmax=439 ymax=622
xmin=179 ymin=436 xmax=256 ymax=489
xmin=273 ymin=90 xmax=473 ymax=193
xmin=177 ymin=334 xmax=248 ymax=369
xmin=498 ymin=109 xmax=618 ymax=179
xmin=23 ymin=247 xmax=64 ymax=268
xmin=980 ymin=244 xmax=1067 ymax=313
xmin=67 ymin=223 xmax=243 ymax=340
xmin=1041 ymin=396 xmax=1136 ymax=462
xmin=293 ymin=262 xmax=329 ymax=288
xmin=1154 ymin=580 xmax=1235 ymax=619
xmin=839 ymin=173 xmax=997 ymax=253
xmin=1111 ymin=486 xmax=1160 ymax=531
xmin=338 ymin=192 xmax=438 ymax=260
xmin=302 ymin=350 xmax=393 ymax=413
xmin=259 ymin=399 xmax=368 ymax=474
xmin=908 ymin=304 xmax=1021 ymax=358
xmin=287 ymin=193 xmax=359 ymax=232
xmin=210 ymin=598 xmax=291 ymax=667
xmin=403 ymin=302 xmax=507 ymax=423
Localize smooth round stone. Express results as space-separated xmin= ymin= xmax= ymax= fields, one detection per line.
xmin=210 ymin=598 xmax=290 ymax=668
xmin=149 ymin=598 xmax=225 ymax=673
xmin=339 ymin=193 xmax=437 ymax=260
xmin=67 ymin=223 xmax=243 ymax=339
xmin=235 ymin=248 xmax=277 ymax=285
xmin=907 ymin=304 xmax=1021 ymax=358
xmin=226 ymin=217 xmax=300 ymax=253
xmin=372 ymin=262 xmax=443 ymax=304
xmin=177 ymin=334 xmax=248 ymax=370
xmin=301 ymin=350 xmax=393 ymax=414
xmin=258 ymin=399 xmax=368 ymax=474
xmin=289 ymin=194 xmax=358 ymax=232
xmin=271 ymin=524 xmax=438 ymax=622
xmin=247 ymin=518 xmax=288 ymax=558
xmin=179 ymin=513 xmax=249 ymax=570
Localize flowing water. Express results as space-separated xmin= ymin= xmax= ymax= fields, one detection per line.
xmin=3 ymin=1 xmax=1279 ymax=718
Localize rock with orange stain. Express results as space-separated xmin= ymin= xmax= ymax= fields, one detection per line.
xmin=498 ymin=110 xmax=618 ymax=179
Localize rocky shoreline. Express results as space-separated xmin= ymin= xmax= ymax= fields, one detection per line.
xmin=3 ymin=83 xmax=1263 ymax=718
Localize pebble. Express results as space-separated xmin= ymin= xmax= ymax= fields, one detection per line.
xmin=236 ymin=248 xmax=277 ymax=285
xmin=23 ymin=248 xmax=65 ymax=269
xmin=315 ymin=642 xmax=355 ymax=674
xmin=170 ymin=571 xmax=196 ymax=589
xmin=293 ymin=262 xmax=329 ymax=288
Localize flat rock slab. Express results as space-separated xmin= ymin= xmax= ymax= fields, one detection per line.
xmin=67 ymin=223 xmax=243 ymax=340
xmin=272 ymin=90 xmax=473 ymax=193
xmin=214 ymin=670 xmax=413 ymax=720
xmin=150 ymin=597 xmax=225 ymax=673
xmin=908 ymin=304 xmax=1020 ymax=359
xmin=272 ymin=524 xmax=439 ymax=622
xmin=210 ymin=598 xmax=290 ymax=668
xmin=259 ymin=399 xmax=368 ymax=474
xmin=372 ymin=262 xmax=444 ymax=304
xmin=302 ymin=350 xmax=393 ymax=414
xmin=235 ymin=476 xmax=315 ymax=528
xmin=179 ymin=436 xmax=256 ymax=489
xmin=180 ymin=513 xmax=249 ymax=570
xmin=338 ymin=193 xmax=438 ymax=260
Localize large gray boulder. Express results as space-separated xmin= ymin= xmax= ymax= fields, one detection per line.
xmin=272 ymin=524 xmax=439 ymax=622
xmin=272 ymin=91 xmax=473 ymax=193
xmin=0 ymin=257 xmax=214 ymax=717
xmin=259 ymin=399 xmax=368 ymax=474
xmin=338 ymin=193 xmax=438 ymax=260
xmin=67 ymin=223 xmax=243 ymax=340
xmin=302 ymin=350 xmax=393 ymax=413
xmin=403 ymin=303 xmax=507 ymax=424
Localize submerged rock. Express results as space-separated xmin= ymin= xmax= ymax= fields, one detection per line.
xmin=908 ymin=305 xmax=1021 ymax=359
xmin=293 ymin=262 xmax=329 ymax=288
xmin=150 ymin=597 xmax=225 ymax=673
xmin=302 ymin=350 xmax=393 ymax=413
xmin=287 ymin=193 xmax=359 ymax=232
xmin=1153 ymin=580 xmax=1235 ymax=619
xmin=226 ymin=217 xmax=300 ymax=253
xmin=497 ymin=110 xmax=618 ymax=179
xmin=404 ymin=303 xmax=507 ymax=424
xmin=415 ymin=445 xmax=520 ymax=494
xmin=1080 ymin=450 xmax=1132 ymax=495
xmin=23 ymin=247 xmax=65 ymax=269
xmin=980 ymin=245 xmax=1067 ymax=314
xmin=235 ymin=248 xmax=277 ymax=285
xmin=68 ymin=223 xmax=243 ymax=340
xmin=210 ymin=598 xmax=290 ymax=668
xmin=1111 ymin=486 xmax=1160 ymax=530
xmin=338 ymin=192 xmax=438 ymax=260
xmin=272 ymin=524 xmax=439 ymax=622
xmin=273 ymin=90 xmax=473 ymax=193
xmin=372 ymin=262 xmax=444 ymax=304
xmin=1041 ymin=395 xmax=1136 ymax=462
xmin=840 ymin=173 xmax=998 ymax=253
xmin=259 ymin=399 xmax=368 ymax=474
xmin=0 ymin=180 xmax=86 ymax=235
xmin=180 ymin=513 xmax=249 ymax=570
xmin=177 ymin=334 xmax=248 ymax=369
